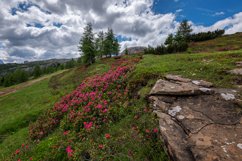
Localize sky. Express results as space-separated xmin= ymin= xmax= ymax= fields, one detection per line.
xmin=0 ymin=0 xmax=242 ymax=63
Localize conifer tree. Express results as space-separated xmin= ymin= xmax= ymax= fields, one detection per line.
xmin=113 ymin=38 xmax=120 ymax=56
xmin=95 ymin=31 xmax=105 ymax=58
xmin=79 ymin=23 xmax=95 ymax=65
xmin=124 ymin=47 xmax=129 ymax=55
xmin=104 ymin=28 xmax=120 ymax=57
xmin=177 ymin=20 xmax=193 ymax=42
xmin=104 ymin=28 xmax=114 ymax=57
xmin=33 ymin=65 xmax=41 ymax=78
xmin=164 ymin=34 xmax=174 ymax=46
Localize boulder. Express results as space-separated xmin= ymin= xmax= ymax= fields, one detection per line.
xmin=149 ymin=76 xmax=242 ymax=161
xmin=149 ymin=79 xmax=202 ymax=96
xmin=150 ymin=79 xmax=215 ymax=96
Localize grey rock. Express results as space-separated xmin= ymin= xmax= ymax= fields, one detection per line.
xmin=192 ymin=80 xmax=213 ymax=88
xmin=165 ymin=74 xmax=192 ymax=83
xmin=229 ymin=68 xmax=242 ymax=75
xmin=149 ymin=76 xmax=242 ymax=161
xmin=221 ymin=93 xmax=236 ymax=101
xmin=156 ymin=112 xmax=195 ymax=161
xmin=150 ymin=79 xmax=202 ymax=96
xmin=199 ymin=88 xmax=215 ymax=95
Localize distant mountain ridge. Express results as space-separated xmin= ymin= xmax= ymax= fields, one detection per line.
xmin=0 ymin=58 xmax=73 ymax=76
xmin=0 ymin=60 xmax=4 ymax=64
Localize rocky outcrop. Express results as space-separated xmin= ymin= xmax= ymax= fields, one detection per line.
xmin=149 ymin=75 xmax=242 ymax=161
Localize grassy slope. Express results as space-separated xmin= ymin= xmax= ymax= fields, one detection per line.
xmin=189 ymin=32 xmax=242 ymax=53
xmin=130 ymin=50 xmax=242 ymax=94
xmin=1 ymin=35 xmax=242 ymax=160
xmin=0 ymin=60 xmax=112 ymax=160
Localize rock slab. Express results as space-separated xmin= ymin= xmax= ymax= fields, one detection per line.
xmin=149 ymin=75 xmax=242 ymax=161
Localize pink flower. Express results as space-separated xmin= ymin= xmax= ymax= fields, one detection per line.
xmin=102 ymin=109 xmax=108 ymax=113
xmin=83 ymin=122 xmax=93 ymax=130
xmin=62 ymin=104 xmax=68 ymax=112
xmin=18 ymin=159 xmax=21 ymax=161
xmin=63 ymin=131 xmax=69 ymax=135
xmin=145 ymin=129 xmax=150 ymax=133
xmin=84 ymin=107 xmax=91 ymax=113
xmin=29 ymin=157 xmax=33 ymax=160
xmin=96 ymin=104 xmax=103 ymax=109
xmin=153 ymin=128 xmax=159 ymax=133
xmin=98 ymin=144 xmax=104 ymax=149
xmin=66 ymin=146 xmax=73 ymax=157
xmin=87 ymin=102 xmax=93 ymax=106
xmin=105 ymin=133 xmax=111 ymax=139
xmin=15 ymin=149 xmax=20 ymax=155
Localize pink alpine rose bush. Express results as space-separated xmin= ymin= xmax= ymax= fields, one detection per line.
xmin=29 ymin=58 xmax=140 ymax=141
xmin=12 ymin=57 xmax=166 ymax=160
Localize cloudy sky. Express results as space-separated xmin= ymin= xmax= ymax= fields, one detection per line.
xmin=0 ymin=0 xmax=242 ymax=63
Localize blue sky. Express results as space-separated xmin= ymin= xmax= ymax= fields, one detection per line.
xmin=0 ymin=0 xmax=242 ymax=63
xmin=153 ymin=0 xmax=242 ymax=26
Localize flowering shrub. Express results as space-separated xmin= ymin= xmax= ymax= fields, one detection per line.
xmin=5 ymin=55 xmax=166 ymax=160
xmin=29 ymin=58 xmax=140 ymax=141
xmin=11 ymin=144 xmax=33 ymax=161
xmin=14 ymin=57 xmax=167 ymax=160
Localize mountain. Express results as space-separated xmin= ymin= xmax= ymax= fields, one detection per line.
xmin=121 ymin=46 xmax=146 ymax=55
xmin=0 ymin=58 xmax=72 ymax=76
xmin=0 ymin=60 xmax=4 ymax=64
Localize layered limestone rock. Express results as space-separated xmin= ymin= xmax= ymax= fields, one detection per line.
xmin=149 ymin=75 xmax=242 ymax=161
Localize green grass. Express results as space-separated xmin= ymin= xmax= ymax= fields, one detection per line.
xmin=0 ymin=59 xmax=115 ymax=160
xmin=189 ymin=32 xmax=242 ymax=53
xmin=0 ymin=128 xmax=29 ymax=160
xmin=1 ymin=56 xmax=168 ymax=160
xmin=0 ymin=80 xmax=59 ymax=138
xmin=1 ymin=49 xmax=241 ymax=160
xmin=0 ymin=79 xmax=64 ymax=160
xmin=130 ymin=50 xmax=242 ymax=91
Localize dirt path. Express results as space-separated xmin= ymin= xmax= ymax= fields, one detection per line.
xmin=0 ymin=70 xmax=67 ymax=97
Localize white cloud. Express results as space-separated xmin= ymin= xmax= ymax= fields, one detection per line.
xmin=176 ymin=9 xmax=183 ymax=13
xmin=0 ymin=0 xmax=242 ymax=63
xmin=213 ymin=11 xmax=225 ymax=16
xmin=192 ymin=12 xmax=242 ymax=34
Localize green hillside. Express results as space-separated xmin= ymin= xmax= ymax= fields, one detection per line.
xmin=189 ymin=32 xmax=242 ymax=53
xmin=0 ymin=35 xmax=242 ymax=160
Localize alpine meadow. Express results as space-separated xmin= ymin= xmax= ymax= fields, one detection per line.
xmin=0 ymin=1 xmax=242 ymax=161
